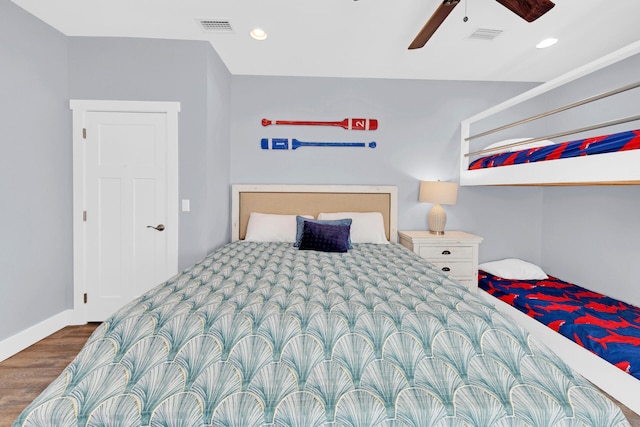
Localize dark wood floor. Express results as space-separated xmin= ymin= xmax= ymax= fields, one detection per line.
xmin=1 ymin=323 xmax=638 ymax=426
xmin=0 ymin=323 xmax=100 ymax=426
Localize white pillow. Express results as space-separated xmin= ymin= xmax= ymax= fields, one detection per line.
xmin=482 ymin=138 xmax=555 ymax=154
xmin=317 ymin=212 xmax=388 ymax=244
xmin=479 ymin=258 xmax=548 ymax=280
xmin=245 ymin=212 xmax=312 ymax=243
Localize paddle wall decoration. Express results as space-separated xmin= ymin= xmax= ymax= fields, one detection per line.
xmin=260 ymin=117 xmax=378 ymax=150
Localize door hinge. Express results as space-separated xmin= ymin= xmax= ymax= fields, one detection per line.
xmin=83 ymin=293 xmax=88 ymax=304
xmin=82 ymin=128 xmax=87 ymax=139
xmin=83 ymin=211 xmax=87 ymax=221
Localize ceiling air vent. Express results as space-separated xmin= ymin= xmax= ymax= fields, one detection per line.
xmin=198 ymin=19 xmax=233 ymax=33
xmin=468 ymin=28 xmax=503 ymax=41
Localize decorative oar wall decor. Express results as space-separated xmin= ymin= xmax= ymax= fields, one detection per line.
xmin=261 ymin=138 xmax=377 ymax=150
xmin=260 ymin=117 xmax=379 ymax=150
xmin=262 ymin=118 xmax=378 ymax=131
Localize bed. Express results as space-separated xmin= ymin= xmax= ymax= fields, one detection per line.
xmin=478 ymin=270 xmax=640 ymax=381
xmin=475 ymin=258 xmax=640 ymax=417
xmin=460 ymin=40 xmax=640 ymax=186
xmin=13 ymin=185 xmax=633 ymax=426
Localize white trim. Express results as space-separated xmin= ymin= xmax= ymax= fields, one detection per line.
xmin=69 ymin=99 xmax=181 ymax=114
xmin=70 ymin=100 xmax=180 ymax=323
xmin=0 ymin=310 xmax=75 ymax=362
xmin=460 ymin=40 xmax=640 ymax=186
xmin=231 ymin=184 xmax=398 ymax=243
xmin=479 ymin=291 xmax=640 ymax=415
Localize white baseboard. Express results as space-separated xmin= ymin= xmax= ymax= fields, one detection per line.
xmin=478 ymin=291 xmax=640 ymax=416
xmin=0 ymin=310 xmax=75 ymax=362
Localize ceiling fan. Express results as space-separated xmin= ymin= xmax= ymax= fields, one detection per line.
xmin=408 ymin=0 xmax=555 ymax=49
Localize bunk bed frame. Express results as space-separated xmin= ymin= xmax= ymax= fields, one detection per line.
xmin=460 ymin=40 xmax=640 ymax=186
xmin=459 ymin=41 xmax=640 ymax=415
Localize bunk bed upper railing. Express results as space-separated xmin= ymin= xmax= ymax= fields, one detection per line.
xmin=459 ymin=40 xmax=640 ymax=186
xmin=467 ymin=113 xmax=640 ymax=158
xmin=465 ymin=80 xmax=640 ymax=146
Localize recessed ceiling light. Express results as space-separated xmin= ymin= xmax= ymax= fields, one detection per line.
xmin=536 ymin=38 xmax=558 ymax=49
xmin=250 ymin=28 xmax=267 ymax=41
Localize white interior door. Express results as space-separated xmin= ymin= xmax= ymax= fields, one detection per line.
xmin=72 ymin=101 xmax=179 ymax=322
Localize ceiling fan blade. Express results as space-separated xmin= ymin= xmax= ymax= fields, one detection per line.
xmin=495 ymin=0 xmax=555 ymax=22
xmin=408 ymin=0 xmax=460 ymax=50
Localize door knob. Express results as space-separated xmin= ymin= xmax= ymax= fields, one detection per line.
xmin=147 ymin=224 xmax=165 ymax=231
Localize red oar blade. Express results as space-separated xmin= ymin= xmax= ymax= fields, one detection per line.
xmin=346 ymin=119 xmax=378 ymax=131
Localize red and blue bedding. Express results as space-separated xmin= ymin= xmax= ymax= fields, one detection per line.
xmin=479 ymin=270 xmax=640 ymax=380
xmin=469 ymin=129 xmax=640 ymax=170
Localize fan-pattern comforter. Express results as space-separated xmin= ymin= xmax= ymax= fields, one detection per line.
xmin=479 ymin=270 xmax=640 ymax=381
xmin=15 ymin=242 xmax=630 ymax=426
xmin=469 ymin=129 xmax=640 ymax=170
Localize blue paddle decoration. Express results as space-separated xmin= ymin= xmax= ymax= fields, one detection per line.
xmin=261 ymin=138 xmax=376 ymax=150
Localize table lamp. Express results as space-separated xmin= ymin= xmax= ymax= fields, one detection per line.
xmin=419 ymin=180 xmax=458 ymax=235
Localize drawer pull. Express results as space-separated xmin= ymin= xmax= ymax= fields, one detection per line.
xmin=442 ymin=267 xmax=451 ymax=272
xmin=441 ymin=250 xmax=451 ymax=255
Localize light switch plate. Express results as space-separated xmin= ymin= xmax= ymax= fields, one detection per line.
xmin=181 ymin=199 xmax=190 ymax=212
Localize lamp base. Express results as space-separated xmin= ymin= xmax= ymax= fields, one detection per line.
xmin=427 ymin=204 xmax=447 ymax=235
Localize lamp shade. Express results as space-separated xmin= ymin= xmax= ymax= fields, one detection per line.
xmin=419 ymin=181 xmax=458 ymax=205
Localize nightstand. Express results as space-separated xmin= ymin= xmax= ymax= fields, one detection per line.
xmin=398 ymin=230 xmax=483 ymax=290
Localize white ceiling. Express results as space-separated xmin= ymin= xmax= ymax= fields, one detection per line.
xmin=12 ymin=0 xmax=640 ymax=82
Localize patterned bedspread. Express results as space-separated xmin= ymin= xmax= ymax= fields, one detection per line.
xmin=469 ymin=129 xmax=640 ymax=170
xmin=479 ymin=270 xmax=640 ymax=381
xmin=15 ymin=242 xmax=630 ymax=426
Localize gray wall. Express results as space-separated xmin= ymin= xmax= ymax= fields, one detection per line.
xmin=205 ymin=46 xmax=232 ymax=254
xmin=229 ymin=76 xmax=542 ymax=263
xmin=542 ymin=186 xmax=640 ymax=306
xmin=68 ymin=37 xmax=232 ymax=269
xmin=0 ymin=0 xmax=71 ymax=340
xmin=0 ymin=7 xmax=233 ymax=341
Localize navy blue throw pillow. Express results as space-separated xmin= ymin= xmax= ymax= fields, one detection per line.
xmin=294 ymin=216 xmax=353 ymax=248
xmin=298 ymin=221 xmax=350 ymax=253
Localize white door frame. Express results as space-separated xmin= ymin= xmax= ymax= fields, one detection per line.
xmin=70 ymin=100 xmax=180 ymax=324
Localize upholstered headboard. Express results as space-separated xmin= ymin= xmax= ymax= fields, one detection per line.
xmin=231 ymin=184 xmax=398 ymax=242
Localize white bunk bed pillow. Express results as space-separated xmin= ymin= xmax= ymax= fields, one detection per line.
xmin=482 ymin=138 xmax=556 ymax=154
xmin=245 ymin=212 xmax=313 ymax=243
xmin=479 ymin=258 xmax=548 ymax=280
xmin=317 ymin=211 xmax=388 ymax=244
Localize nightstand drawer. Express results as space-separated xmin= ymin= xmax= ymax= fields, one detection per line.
xmin=418 ymin=245 xmax=474 ymax=260
xmin=431 ymin=261 xmax=474 ymax=277
xmin=398 ymin=230 xmax=483 ymax=289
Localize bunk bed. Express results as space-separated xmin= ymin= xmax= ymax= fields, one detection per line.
xmin=476 ymin=265 xmax=640 ymax=417
xmin=457 ymin=41 xmax=640 ymax=416
xmin=460 ymin=40 xmax=640 ymax=186
xmin=13 ymin=185 xmax=633 ymax=426
xmin=478 ymin=268 xmax=640 ymax=381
